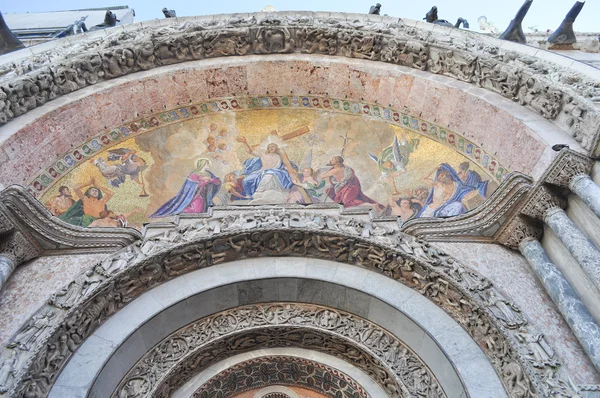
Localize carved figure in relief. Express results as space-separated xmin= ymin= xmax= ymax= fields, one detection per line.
xmin=49 ymin=270 xmax=102 ymax=309
xmin=516 ymin=331 xmax=558 ymax=368
xmin=480 ymin=290 xmax=526 ymax=329
xmin=0 ymin=350 xmax=17 ymax=393
xmin=254 ymin=27 xmax=294 ymax=53
xmin=8 ymin=310 xmax=55 ymax=351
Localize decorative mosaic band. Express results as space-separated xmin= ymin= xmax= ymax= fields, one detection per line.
xmin=28 ymin=95 xmax=509 ymax=198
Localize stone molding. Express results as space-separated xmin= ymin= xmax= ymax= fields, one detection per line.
xmin=0 ymin=186 xmax=141 ymax=262
xmin=401 ymin=172 xmax=532 ymax=241
xmin=0 ymin=12 xmax=599 ymax=156
xmin=0 ymin=210 xmax=586 ymax=398
xmin=543 ymin=149 xmax=595 ymax=189
xmin=192 ymin=355 xmax=370 ymax=398
xmin=115 ymin=304 xmax=443 ymax=398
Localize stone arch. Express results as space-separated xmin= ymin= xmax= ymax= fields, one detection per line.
xmin=2 ymin=218 xmax=578 ymax=397
xmin=50 ymin=266 xmax=499 ymax=398
xmin=1 ymin=12 xmax=599 ymax=194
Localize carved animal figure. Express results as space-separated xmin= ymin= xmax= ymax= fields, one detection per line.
xmin=424 ymin=6 xmax=469 ymax=29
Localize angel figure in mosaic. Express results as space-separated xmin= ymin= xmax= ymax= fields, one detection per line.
xmin=368 ymin=134 xmax=418 ymax=195
xmin=91 ymin=148 xmax=149 ymax=196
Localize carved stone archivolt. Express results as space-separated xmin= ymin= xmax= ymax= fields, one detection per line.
xmin=115 ymin=304 xmax=443 ymax=398
xmin=192 ymin=355 xmax=369 ymax=398
xmin=0 ymin=210 xmax=586 ymax=398
xmin=1 ymin=12 xmax=600 ymax=155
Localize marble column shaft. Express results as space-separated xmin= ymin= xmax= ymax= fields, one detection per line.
xmin=545 ymin=207 xmax=600 ymax=288
xmin=571 ymin=174 xmax=600 ymax=219
xmin=0 ymin=255 xmax=15 ymax=290
xmin=520 ymin=239 xmax=600 ymax=374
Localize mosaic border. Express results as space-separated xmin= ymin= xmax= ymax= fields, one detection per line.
xmin=28 ymin=95 xmax=509 ymax=198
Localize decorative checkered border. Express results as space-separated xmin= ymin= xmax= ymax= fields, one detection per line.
xmin=28 ymin=95 xmax=509 ymax=198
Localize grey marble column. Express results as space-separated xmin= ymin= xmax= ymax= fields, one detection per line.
xmin=0 ymin=255 xmax=15 ymax=290
xmin=570 ymin=174 xmax=600 ymax=219
xmin=545 ymin=207 xmax=600 ymax=288
xmin=520 ymin=239 xmax=600 ymax=374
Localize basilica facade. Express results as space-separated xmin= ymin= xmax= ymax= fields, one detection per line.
xmin=0 ymin=10 xmax=600 ymax=398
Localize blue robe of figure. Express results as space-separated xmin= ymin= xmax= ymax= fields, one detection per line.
xmin=241 ymin=157 xmax=295 ymax=198
xmin=462 ymin=170 xmax=488 ymax=198
xmin=150 ymin=172 xmax=221 ymax=218
xmin=418 ymin=163 xmax=479 ymax=218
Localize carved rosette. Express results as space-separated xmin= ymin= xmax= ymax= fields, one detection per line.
xmin=0 ymin=211 xmax=584 ymax=398
xmin=543 ymin=150 xmax=594 ymax=189
xmin=520 ymin=185 xmax=567 ymax=222
xmin=496 ymin=216 xmax=543 ymax=251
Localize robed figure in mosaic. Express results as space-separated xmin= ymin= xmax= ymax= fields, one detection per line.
xmin=150 ymin=158 xmax=221 ymax=217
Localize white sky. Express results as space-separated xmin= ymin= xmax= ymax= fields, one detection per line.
xmin=2 ymin=0 xmax=599 ymax=34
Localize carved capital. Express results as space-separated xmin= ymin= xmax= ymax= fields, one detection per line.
xmin=544 ymin=149 xmax=594 ymax=189
xmin=496 ymin=215 xmax=543 ymax=251
xmin=0 ymin=231 xmax=41 ymax=265
xmin=520 ymin=185 xmax=567 ymax=221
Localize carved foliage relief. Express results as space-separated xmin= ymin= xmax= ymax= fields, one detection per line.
xmin=1 ymin=14 xmax=599 ymax=154
xmin=0 ymin=213 xmax=581 ymax=398
xmin=116 ymin=304 xmax=444 ymax=398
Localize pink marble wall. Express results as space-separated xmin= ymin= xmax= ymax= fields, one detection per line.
xmin=435 ymin=241 xmax=600 ymax=384
xmin=0 ymin=253 xmax=105 ymax=345
xmin=0 ymin=56 xmax=551 ymax=188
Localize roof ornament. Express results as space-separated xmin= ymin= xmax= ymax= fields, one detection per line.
xmin=162 ymin=7 xmax=177 ymax=18
xmin=548 ymin=1 xmax=585 ymax=46
xmin=369 ymin=3 xmax=381 ymax=15
xmin=0 ymin=11 xmax=24 ymax=56
xmin=499 ymin=0 xmax=533 ymax=43
xmin=423 ymin=6 xmax=469 ymax=29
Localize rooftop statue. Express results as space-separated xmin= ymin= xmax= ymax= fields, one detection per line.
xmin=0 ymin=12 xmax=24 ymax=56
xmin=162 ymin=7 xmax=177 ymax=18
xmin=424 ymin=6 xmax=469 ymax=29
xmin=499 ymin=0 xmax=533 ymax=43
xmin=548 ymin=1 xmax=585 ymax=46
xmin=369 ymin=3 xmax=382 ymax=15
xmin=88 ymin=10 xmax=119 ymax=31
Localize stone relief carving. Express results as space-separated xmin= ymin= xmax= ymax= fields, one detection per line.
xmin=114 ymin=304 xmax=443 ymax=398
xmin=1 ymin=13 xmax=600 ymax=155
xmin=542 ymin=149 xmax=594 ymax=190
xmin=0 ymin=209 xmax=588 ymax=397
xmin=192 ymin=355 xmax=369 ymax=398
xmin=520 ymin=185 xmax=567 ymax=221
xmin=495 ymin=215 xmax=543 ymax=251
